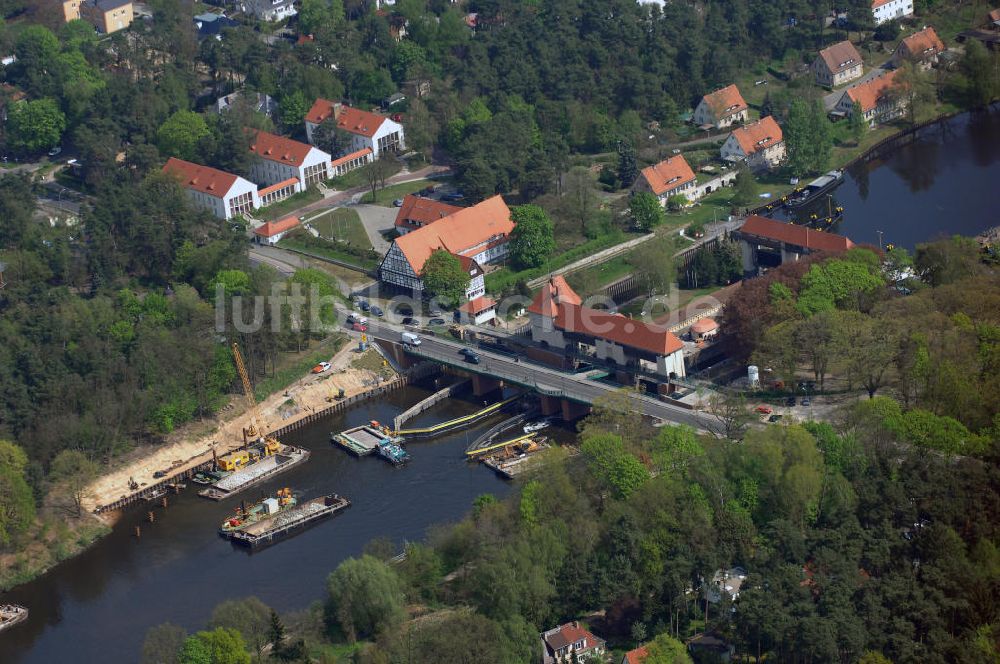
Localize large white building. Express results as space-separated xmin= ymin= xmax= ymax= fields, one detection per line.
xmin=248 ymin=129 xmax=332 ymax=190
xmin=242 ymin=0 xmax=296 ymax=22
xmin=304 ymin=99 xmax=405 ymax=159
xmin=377 ymin=195 xmax=513 ymax=300
xmin=162 ymin=157 xmax=259 ymax=220
xmin=872 ymin=0 xmax=913 ymax=25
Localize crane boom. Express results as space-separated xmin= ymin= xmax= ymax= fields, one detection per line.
xmin=232 ymin=343 xmax=263 ymax=440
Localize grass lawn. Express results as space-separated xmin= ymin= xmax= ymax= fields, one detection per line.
xmin=259 ymin=188 xmax=324 ymax=220
xmin=565 ymin=255 xmax=633 ymax=297
xmin=309 ymin=208 xmax=372 ymax=250
xmin=253 ymin=334 xmax=347 ymax=402
xmin=359 ymin=179 xmax=440 ymax=206
xmin=350 ymin=349 xmax=396 ymax=379
xmin=278 ymin=234 xmax=380 ymax=271
xmin=328 ymin=159 xmax=404 ymax=190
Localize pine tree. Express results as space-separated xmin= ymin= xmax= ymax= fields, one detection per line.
xmin=617 ymin=141 xmax=639 ymax=188
xmin=268 ymin=609 xmax=284 ymax=650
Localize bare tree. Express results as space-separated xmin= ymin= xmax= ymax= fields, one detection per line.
xmin=707 ymin=391 xmax=753 ymax=441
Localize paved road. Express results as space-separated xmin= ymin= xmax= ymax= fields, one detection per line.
xmin=248 ymin=244 xmax=310 ymax=276
xmin=358 ymin=317 xmax=716 ymax=430
xmin=352 ymin=204 xmax=397 ymax=253
xmin=822 ymin=63 xmax=890 ymax=112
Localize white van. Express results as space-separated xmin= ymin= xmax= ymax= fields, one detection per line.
xmin=401 ymin=331 xmax=421 ymax=346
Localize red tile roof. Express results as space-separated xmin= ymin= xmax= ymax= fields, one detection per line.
xmin=640 ymin=155 xmax=696 ymax=196
xmin=257 ymin=177 xmax=300 ymax=197
xmin=334 ymin=105 xmax=391 ymax=138
xmin=394 ymin=194 xmax=463 ymax=231
xmin=458 ymin=296 xmax=495 ymax=315
xmin=330 ymin=147 xmax=372 ymax=168
xmin=898 ymin=27 xmax=945 ymax=60
xmin=624 ymin=646 xmax=650 ymax=664
xmin=691 ymin=317 xmax=719 ymax=334
xmin=846 ymin=70 xmax=903 ymax=113
xmin=543 ymin=623 xmax=604 ymax=652
xmin=162 ymin=157 xmax=239 ymax=197
xmin=990 ymin=8 xmax=1000 ymax=23
xmin=872 ymin=0 xmax=893 ymax=8
xmin=817 ymin=40 xmax=863 ymax=74
xmin=249 ymin=130 xmax=315 ymax=167
xmin=730 ymin=116 xmax=783 ymax=156
xmin=254 ymin=216 xmax=300 ymax=238
xmin=740 ymin=215 xmax=855 ymax=253
xmin=393 ymin=195 xmax=513 ymax=273
xmin=702 ymin=84 xmax=748 ymax=119
xmin=305 ymin=98 xmax=341 ymax=125
xmin=527 ymin=276 xmax=582 ymax=317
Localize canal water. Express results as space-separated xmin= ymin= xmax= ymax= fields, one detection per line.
xmin=0 ymin=382 xmax=535 ymax=663
xmin=776 ymin=109 xmax=1000 ymax=248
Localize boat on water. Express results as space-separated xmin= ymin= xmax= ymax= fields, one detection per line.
xmin=222 ymin=494 xmax=351 ymax=549
xmin=219 ymin=488 xmax=297 ymax=534
xmin=192 ymin=470 xmax=227 ymax=485
xmin=377 ymin=440 xmax=410 ymax=466
xmin=523 ymin=419 xmax=551 ymax=434
xmin=483 ymin=437 xmax=550 ymax=479
xmin=0 ymin=604 xmax=28 ymax=632
xmin=784 ymin=170 xmax=844 ymax=208
xmin=332 ymin=421 xmax=403 ymax=458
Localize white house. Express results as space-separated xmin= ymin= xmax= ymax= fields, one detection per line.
xmin=720 ymin=116 xmax=786 ymax=170
xmin=249 ymin=129 xmax=332 ymax=189
xmin=304 ymin=99 xmax=405 ymax=159
xmin=377 ymin=195 xmax=513 ymax=300
xmin=634 ymin=154 xmax=698 ymax=206
xmin=457 ymin=296 xmax=497 ymax=325
xmin=162 ymin=157 xmax=259 ymax=220
xmin=812 ymin=40 xmax=864 ymax=88
xmin=253 ymin=216 xmax=300 ymax=245
xmin=835 ymin=70 xmax=907 ymax=125
xmin=872 ymin=0 xmax=914 ymax=25
xmin=242 ymin=0 xmax=296 ymax=22
xmin=692 ymin=84 xmax=748 ymax=129
xmin=541 ymin=622 xmax=607 ymax=664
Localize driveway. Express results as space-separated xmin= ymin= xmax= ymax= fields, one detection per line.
xmin=352 ymin=204 xmax=397 ymax=254
xmin=822 ymin=64 xmax=890 ymax=111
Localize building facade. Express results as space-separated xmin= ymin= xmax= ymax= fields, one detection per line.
xmin=720 ymin=116 xmax=786 ymax=170
xmin=82 ymin=0 xmax=133 ymax=33
xmin=812 ymin=40 xmax=864 ymax=87
xmin=835 ymin=70 xmax=907 ymax=125
xmin=541 ymin=622 xmax=607 ymax=664
xmin=249 ymin=130 xmax=332 ymax=189
xmin=872 ymin=0 xmax=914 ymax=25
xmin=692 ymin=84 xmax=748 ymax=129
xmin=243 ymin=0 xmax=296 ymax=22
xmin=162 ymin=157 xmax=260 ymax=220
xmin=892 ymin=27 xmax=946 ymax=69
xmin=253 ymin=216 xmax=300 ymax=245
xmin=634 ymin=155 xmax=698 ymax=206
xmin=62 ymin=0 xmax=81 ymax=22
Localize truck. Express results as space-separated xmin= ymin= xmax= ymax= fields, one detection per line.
xmin=401 ymin=331 xmax=421 ymax=346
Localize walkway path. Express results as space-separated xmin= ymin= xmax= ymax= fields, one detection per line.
xmin=822 ymin=62 xmax=890 ymax=111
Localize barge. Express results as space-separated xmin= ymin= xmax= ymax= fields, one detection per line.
xmin=482 ymin=437 xmax=550 ymax=479
xmin=197 ymin=446 xmax=310 ymax=501
xmin=376 ymin=439 xmax=410 ymax=466
xmin=222 ymin=494 xmax=351 ymax=549
xmin=0 ymin=604 xmax=28 ymax=632
xmin=784 ymin=170 xmax=844 ymax=208
xmin=331 ymin=422 xmax=403 ymax=460
xmin=219 ymin=488 xmax=296 ymax=534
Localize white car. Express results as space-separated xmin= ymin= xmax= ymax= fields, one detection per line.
xmin=311 ymin=361 xmax=332 ymax=374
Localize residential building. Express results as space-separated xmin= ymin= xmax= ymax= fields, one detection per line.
xmin=377 ymin=195 xmax=513 ymax=300
xmin=194 ymin=12 xmax=239 ymax=38
xmin=62 ymin=0 xmax=81 ymax=22
xmin=529 ymin=276 xmax=686 ymax=379
xmin=834 ymin=69 xmax=907 ymax=125
xmin=686 ymin=633 xmax=735 ymax=662
xmin=393 ymin=195 xmax=462 ymax=235
xmin=249 ymin=129 xmax=332 ymax=189
xmin=541 ymin=622 xmax=606 ymax=664
xmin=720 ymin=116 xmax=786 ymax=170
xmin=162 ymin=157 xmax=260 ymax=220
xmin=892 ymin=26 xmax=946 ymax=69
xmin=253 ymin=216 xmax=300 ymax=245
xmin=634 ymin=155 xmax=697 ymax=206
xmin=82 ymin=0 xmax=133 ymax=33
xmin=457 ymin=296 xmax=497 ymax=325
xmin=812 ymin=40 xmax=864 ymax=87
xmin=622 ymin=645 xmax=650 ymax=664
xmin=988 ymin=8 xmax=1000 ymax=30
xmin=705 ymin=567 xmax=748 ymax=604
xmin=304 ymin=99 xmax=405 ymax=158
xmin=242 ymin=0 xmax=296 ymax=22
xmin=872 ymin=0 xmax=914 ymax=25
xmin=692 ymin=84 xmax=748 ymax=129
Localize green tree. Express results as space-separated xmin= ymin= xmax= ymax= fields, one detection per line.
xmin=629 ymin=191 xmax=664 ymax=231
xmin=509 ymin=204 xmax=555 ymax=269
xmin=141 ymin=624 xmax=187 ymax=664
xmin=848 ymin=100 xmax=867 ymax=145
xmin=617 ymin=141 xmax=639 ymax=187
xmin=914 ymin=236 xmax=981 ymax=286
xmin=893 ymin=60 xmax=935 ymax=125
xmin=629 ymin=236 xmax=676 ymax=297
xmin=208 ymin=597 xmax=271 ymax=660
xmin=6 ymin=98 xmax=66 ymax=154
xmin=961 ymin=40 xmax=1000 ymax=108
xmin=562 ymin=166 xmax=599 ymax=236
xmin=644 ymin=632 xmax=694 ymax=663
xmin=298 ymin=0 xmax=344 ymax=34
xmin=0 ymin=440 xmax=34 ymax=546
xmin=179 ymin=628 xmax=250 ymax=664
xmin=267 ymin=610 xmax=284 ymax=652
xmin=278 ymin=91 xmax=308 ymax=133
xmin=49 ymin=449 xmax=98 ymax=518
xmin=326 ymin=555 xmax=405 ymax=642
xmin=732 ymin=167 xmax=757 ymax=206
xmin=310 ymin=116 xmax=348 ymax=157
xmin=157 ymin=110 xmax=211 ymax=162
xmin=608 ymin=454 xmax=649 ymax=499
xmin=785 ymin=100 xmax=831 ymax=174
xmin=12 ymin=25 xmax=60 ymax=96
xmin=422 ymin=249 xmax=469 ymax=306
xmin=666 ymin=194 xmax=689 ymax=211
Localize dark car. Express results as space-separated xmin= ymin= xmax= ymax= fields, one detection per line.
xmin=402 ymin=316 xmax=417 ymax=326
xmin=459 ymin=348 xmax=477 ymax=357
xmin=359 ymin=300 xmax=370 ymax=312
xmin=371 ymin=305 xmax=384 ymax=317
xmin=440 ymin=192 xmax=465 ymax=202
xmin=785 ymin=397 xmax=796 ymax=406
xmin=801 ymin=397 xmax=811 ymax=406
xmin=428 ymin=317 xmax=446 ymax=325
xmin=463 ymin=352 xmax=481 ymax=364
xmin=768 ymin=414 xmax=783 ymax=423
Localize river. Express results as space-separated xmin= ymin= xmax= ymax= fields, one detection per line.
xmin=0 ymin=381 xmax=545 ymax=663
xmin=775 ymin=108 xmax=1000 ymax=248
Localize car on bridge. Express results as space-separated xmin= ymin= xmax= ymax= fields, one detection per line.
xmin=459 ymin=348 xmax=481 ymax=364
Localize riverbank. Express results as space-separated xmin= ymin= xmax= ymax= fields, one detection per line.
xmin=0 ymin=516 xmax=110 ymax=592
xmin=82 ymin=339 xmax=395 ymax=513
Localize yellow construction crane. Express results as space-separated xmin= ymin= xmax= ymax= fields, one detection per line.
xmin=232 ymin=342 xmax=266 ymax=443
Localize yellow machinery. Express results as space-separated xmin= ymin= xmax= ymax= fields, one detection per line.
xmin=232 ymin=343 xmax=280 ymax=453
xmin=218 ymin=450 xmax=250 ymax=472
